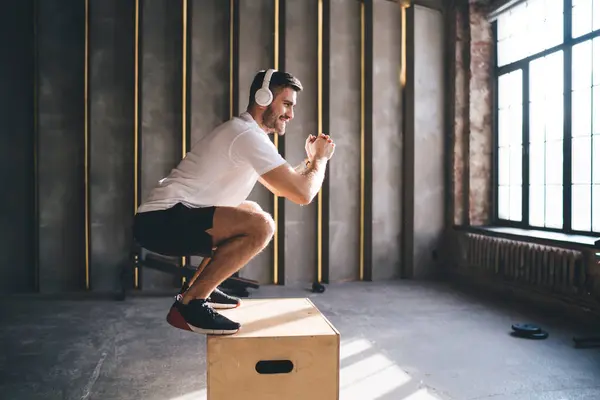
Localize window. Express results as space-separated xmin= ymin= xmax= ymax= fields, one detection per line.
xmin=493 ymin=0 xmax=600 ymax=234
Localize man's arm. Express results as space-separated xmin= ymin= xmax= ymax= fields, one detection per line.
xmin=259 ymin=158 xmax=310 ymax=195
xmin=259 ymin=157 xmax=328 ymax=205
xmin=293 ymin=158 xmax=310 ymax=173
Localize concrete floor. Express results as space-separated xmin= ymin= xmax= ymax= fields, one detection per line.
xmin=2 ymin=280 xmax=600 ymax=400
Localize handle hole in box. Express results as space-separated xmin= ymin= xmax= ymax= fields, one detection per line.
xmin=255 ymin=360 xmax=294 ymax=374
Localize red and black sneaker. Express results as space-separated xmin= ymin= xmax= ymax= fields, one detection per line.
xmin=166 ymin=299 xmax=240 ymax=335
xmin=175 ymin=282 xmax=241 ymax=309
xmin=208 ymin=287 xmax=241 ymax=309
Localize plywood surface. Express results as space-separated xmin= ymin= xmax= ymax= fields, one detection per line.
xmin=212 ymin=298 xmax=338 ymax=339
xmin=207 ymin=335 xmax=339 ymax=400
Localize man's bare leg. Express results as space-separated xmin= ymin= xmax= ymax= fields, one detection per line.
xmin=184 ymin=256 xmax=211 ymax=289
xmin=182 ymin=201 xmax=264 ymax=290
xmin=181 ymin=203 xmax=274 ymax=304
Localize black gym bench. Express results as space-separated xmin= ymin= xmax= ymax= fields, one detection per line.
xmin=118 ymin=242 xmax=259 ymax=300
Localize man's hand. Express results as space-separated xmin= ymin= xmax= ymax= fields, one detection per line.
xmin=259 ymin=133 xmax=334 ymax=205
xmin=305 ymin=133 xmax=334 ymax=160
xmin=305 ymin=134 xmax=317 ymax=159
xmin=309 ymin=134 xmax=335 ymax=160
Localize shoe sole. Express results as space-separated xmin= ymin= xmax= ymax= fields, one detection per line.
xmin=208 ymin=301 xmax=240 ymax=309
xmin=176 ymin=294 xmax=241 ymax=310
xmin=166 ymin=306 xmax=239 ymax=335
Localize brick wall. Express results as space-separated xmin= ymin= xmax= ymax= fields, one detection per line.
xmin=451 ymin=1 xmax=493 ymax=227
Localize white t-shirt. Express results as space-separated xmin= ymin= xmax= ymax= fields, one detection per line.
xmin=137 ymin=112 xmax=286 ymax=213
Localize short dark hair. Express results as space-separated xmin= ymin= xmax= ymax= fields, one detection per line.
xmin=247 ymin=70 xmax=303 ymax=108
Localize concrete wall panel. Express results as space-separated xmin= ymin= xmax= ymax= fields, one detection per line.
xmin=0 ymin=1 xmax=37 ymax=293
xmin=329 ymin=0 xmax=361 ymax=282
xmin=37 ymin=0 xmax=86 ymax=293
xmin=283 ymin=0 xmax=318 ymax=286
xmin=413 ymin=5 xmax=445 ymax=278
xmin=371 ymin=0 xmax=402 ymax=280
xmin=189 ymin=0 xmax=230 ymax=146
xmin=89 ymin=0 xmax=136 ymax=292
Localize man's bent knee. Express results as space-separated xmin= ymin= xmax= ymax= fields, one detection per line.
xmin=247 ymin=212 xmax=275 ymax=246
xmin=238 ymin=201 xmax=263 ymax=213
xmin=208 ymin=206 xmax=274 ymax=247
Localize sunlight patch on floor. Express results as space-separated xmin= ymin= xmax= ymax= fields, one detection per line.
xmin=340 ymin=339 xmax=412 ymax=400
xmin=169 ymin=388 xmax=206 ymax=400
xmin=401 ymin=388 xmax=442 ymax=400
xmin=340 ymin=338 xmax=373 ymax=360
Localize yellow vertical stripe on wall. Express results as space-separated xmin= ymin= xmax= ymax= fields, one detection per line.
xmin=134 ymin=0 xmax=140 ymax=289
xmin=181 ymin=0 xmax=188 ymax=272
xmin=84 ymin=0 xmax=90 ymax=290
xmin=273 ymin=0 xmax=280 ymax=284
xmin=400 ymin=2 xmax=407 ymax=88
xmin=182 ymin=0 xmax=188 ymax=160
xmin=359 ymin=0 xmax=365 ymax=281
xmin=317 ymin=0 xmax=323 ymax=283
xmin=33 ymin=0 xmax=39 ymax=292
xmin=230 ymin=0 xmax=234 ymax=119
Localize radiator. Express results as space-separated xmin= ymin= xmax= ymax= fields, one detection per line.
xmin=458 ymin=233 xmax=586 ymax=294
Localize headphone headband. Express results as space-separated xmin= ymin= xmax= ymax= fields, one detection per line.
xmin=263 ymin=69 xmax=276 ymax=89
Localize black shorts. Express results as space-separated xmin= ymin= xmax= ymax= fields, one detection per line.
xmin=133 ymin=203 xmax=216 ymax=257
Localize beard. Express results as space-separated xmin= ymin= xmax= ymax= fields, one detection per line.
xmin=262 ymin=106 xmax=287 ymax=135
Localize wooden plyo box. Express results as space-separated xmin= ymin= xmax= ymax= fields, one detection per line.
xmin=206 ymin=298 xmax=340 ymax=400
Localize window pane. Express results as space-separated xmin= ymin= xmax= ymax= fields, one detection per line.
xmin=529 ymin=101 xmax=546 ymax=143
xmin=572 ymin=89 xmax=592 ymax=137
xmin=510 ymin=145 xmax=522 ymax=185
xmin=545 ymin=184 xmax=563 ymax=228
xmin=531 ymin=51 xmax=564 ymax=101
xmin=546 ymin=139 xmax=563 ymax=185
xmin=593 ymin=86 xmax=600 ymax=135
xmin=572 ymin=0 xmax=593 ymax=38
xmin=545 ymin=94 xmax=564 ymax=141
xmin=498 ymin=147 xmax=510 ymax=185
xmin=594 ymin=38 xmax=600 ymax=86
xmin=510 ymin=185 xmax=522 ymax=221
xmin=544 ymin=9 xmax=564 ymax=50
xmin=594 ymin=135 xmax=600 ymax=184
xmin=526 ymin=0 xmax=563 ymax=60
xmin=529 ymin=142 xmax=545 ymax=185
xmin=499 ymin=71 xmax=522 ymax=109
xmin=499 ymin=107 xmax=523 ymax=147
xmin=498 ymin=186 xmax=510 ymax=220
xmin=594 ymin=0 xmax=600 ymax=31
xmin=510 ymin=106 xmax=523 ymax=145
xmin=496 ymin=1 xmax=563 ymax=67
xmin=593 ymin=185 xmax=600 ymax=232
xmin=572 ymin=184 xmax=591 ymax=231
xmin=529 ymin=185 xmax=545 ymax=227
xmin=572 ymin=41 xmax=592 ymax=92
xmin=498 ymin=109 xmax=510 ymax=147
xmin=572 ymin=136 xmax=592 ymax=184
xmin=496 ymin=9 xmax=511 ymax=42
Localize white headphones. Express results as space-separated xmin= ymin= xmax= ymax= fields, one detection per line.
xmin=254 ymin=69 xmax=277 ymax=107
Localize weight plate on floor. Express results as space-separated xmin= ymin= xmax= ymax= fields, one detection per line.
xmin=512 ymin=323 xmax=542 ymax=334
xmin=511 ymin=329 xmax=549 ymax=340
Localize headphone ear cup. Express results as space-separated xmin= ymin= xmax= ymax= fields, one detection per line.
xmin=255 ymin=88 xmax=273 ymax=107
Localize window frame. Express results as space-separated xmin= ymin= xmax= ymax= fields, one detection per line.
xmin=492 ymin=0 xmax=600 ymax=236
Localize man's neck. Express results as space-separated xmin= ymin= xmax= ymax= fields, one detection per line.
xmin=246 ymin=108 xmax=271 ymax=135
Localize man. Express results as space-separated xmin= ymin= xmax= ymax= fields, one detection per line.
xmin=133 ymin=69 xmax=335 ymax=335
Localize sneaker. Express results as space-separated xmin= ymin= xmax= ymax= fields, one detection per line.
xmin=175 ymin=282 xmax=241 ymax=309
xmin=166 ymin=299 xmax=240 ymax=335
xmin=208 ymin=287 xmax=241 ymax=309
